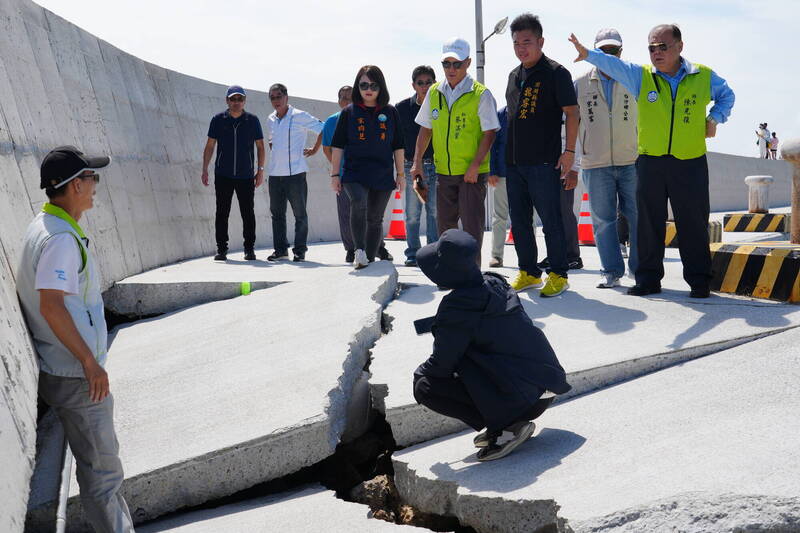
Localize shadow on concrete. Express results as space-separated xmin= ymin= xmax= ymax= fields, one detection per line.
xmin=427 ymin=428 xmax=586 ymax=494
xmin=520 ymin=291 xmax=647 ymax=334
xmin=398 ymin=284 xmax=438 ymax=305
xmin=664 ymin=293 xmax=795 ymax=349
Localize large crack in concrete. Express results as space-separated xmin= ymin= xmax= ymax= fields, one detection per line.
xmin=26 ymin=264 xmax=404 ymax=531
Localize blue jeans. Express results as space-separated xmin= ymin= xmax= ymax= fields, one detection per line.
xmin=582 ymin=165 xmax=638 ymax=278
xmin=269 ymin=173 xmax=308 ymax=254
xmin=507 ymin=164 xmax=567 ymax=277
xmin=403 ymin=160 xmax=438 ymax=259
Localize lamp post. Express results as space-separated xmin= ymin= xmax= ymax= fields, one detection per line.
xmin=474 ymin=0 xmax=507 ymax=84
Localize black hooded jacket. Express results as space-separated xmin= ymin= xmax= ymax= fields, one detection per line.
xmin=415 ymin=229 xmax=571 ymax=429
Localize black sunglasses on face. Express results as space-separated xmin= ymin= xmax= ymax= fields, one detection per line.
xmin=269 ymin=94 xmax=285 ymax=101
xmin=415 ymin=79 xmax=434 ymax=86
xmin=441 ymin=60 xmax=464 ymax=70
xmin=228 ymin=96 xmax=244 ymax=102
xmin=600 ymin=46 xmax=621 ymax=55
xmin=81 ymin=172 xmax=100 ymax=183
xmin=358 ymin=82 xmax=380 ymax=91
xmin=648 ymin=42 xmax=673 ymax=53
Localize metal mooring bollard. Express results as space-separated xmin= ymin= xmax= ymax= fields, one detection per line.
xmin=744 ymin=175 xmax=773 ymax=214
xmin=781 ymin=139 xmax=800 ymax=243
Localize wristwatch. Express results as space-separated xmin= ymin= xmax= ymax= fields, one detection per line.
xmin=257 ymin=166 xmax=265 ymax=171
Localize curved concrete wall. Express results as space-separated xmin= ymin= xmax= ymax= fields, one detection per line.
xmin=0 ymin=0 xmax=338 ymax=530
xmin=0 ymin=0 xmax=794 ymax=530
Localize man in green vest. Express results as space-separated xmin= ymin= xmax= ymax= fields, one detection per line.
xmin=569 ymin=24 xmax=735 ymax=298
xmin=411 ymin=37 xmax=500 ymax=266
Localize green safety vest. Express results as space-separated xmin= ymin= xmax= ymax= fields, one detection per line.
xmin=637 ymin=63 xmax=711 ymax=160
xmin=429 ymin=81 xmax=491 ymax=175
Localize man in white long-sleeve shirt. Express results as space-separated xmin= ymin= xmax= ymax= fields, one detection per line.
xmin=266 ymin=83 xmax=324 ymax=262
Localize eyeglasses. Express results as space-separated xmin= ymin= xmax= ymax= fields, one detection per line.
xmin=358 ymin=82 xmax=380 ymax=91
xmin=415 ymin=79 xmax=434 ymax=86
xmin=228 ymin=96 xmax=245 ymax=102
xmin=441 ymin=60 xmax=464 ymax=70
xmin=81 ymin=172 xmax=100 ymax=183
xmin=600 ymin=46 xmax=621 ymax=56
xmin=268 ymin=94 xmax=285 ymax=101
xmin=647 ymin=42 xmax=675 ymax=53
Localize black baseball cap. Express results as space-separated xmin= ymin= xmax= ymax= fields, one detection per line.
xmin=40 ymin=146 xmax=110 ymax=189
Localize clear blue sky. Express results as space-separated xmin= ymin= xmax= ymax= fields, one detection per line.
xmin=35 ymin=0 xmax=798 ymax=157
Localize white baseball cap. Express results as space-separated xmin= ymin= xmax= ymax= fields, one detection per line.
xmin=594 ymin=28 xmax=622 ymax=48
xmin=441 ymin=37 xmax=470 ymax=61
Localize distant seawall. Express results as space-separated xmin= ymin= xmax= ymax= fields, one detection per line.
xmin=0 ymin=0 xmax=791 ymax=530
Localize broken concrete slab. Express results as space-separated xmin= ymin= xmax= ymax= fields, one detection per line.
xmin=570 ymin=492 xmax=800 ymax=533
xmin=370 ymin=234 xmax=800 ymax=446
xmin=26 ymin=261 xmax=398 ymax=530
xmin=137 ymin=484 xmax=416 ymax=532
xmin=392 ymin=326 xmax=800 ymax=533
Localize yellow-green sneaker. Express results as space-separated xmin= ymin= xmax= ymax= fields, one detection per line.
xmin=540 ymin=272 xmax=569 ymax=297
xmin=511 ymin=270 xmax=543 ymax=292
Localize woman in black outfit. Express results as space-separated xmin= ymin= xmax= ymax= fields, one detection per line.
xmin=330 ymin=65 xmax=404 ymax=269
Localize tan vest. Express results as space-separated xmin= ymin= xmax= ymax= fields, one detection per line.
xmin=575 ymin=68 xmax=638 ymax=169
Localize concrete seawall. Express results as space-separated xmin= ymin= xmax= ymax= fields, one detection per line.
xmin=0 ymin=0 xmax=792 ymax=530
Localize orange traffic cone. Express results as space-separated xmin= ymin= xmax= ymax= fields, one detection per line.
xmin=385 ymin=190 xmax=406 ymax=240
xmin=505 ymin=228 xmax=514 ymax=244
xmin=577 ymin=192 xmax=595 ymax=246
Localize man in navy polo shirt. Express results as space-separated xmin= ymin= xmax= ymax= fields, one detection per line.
xmin=202 ymin=85 xmax=266 ymax=261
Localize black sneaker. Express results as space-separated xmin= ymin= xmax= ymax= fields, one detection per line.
xmin=244 ymin=249 xmax=256 ymax=261
xmin=214 ymin=251 xmax=227 ymax=261
xmin=489 ymin=257 xmax=503 ymax=268
xmin=537 ymin=257 xmax=550 ymax=269
xmin=690 ymin=286 xmax=710 ymax=298
xmin=476 ymin=421 xmax=536 ymax=462
xmin=627 ymin=284 xmax=662 ymax=296
xmin=292 ymin=253 xmax=305 ymax=262
xmin=267 ymin=251 xmax=289 ymax=261
xmin=404 ymin=258 xmax=417 ymax=267
xmin=378 ymin=247 xmax=393 ymax=261
xmin=345 ymin=250 xmax=355 ymax=263
xmin=568 ymin=258 xmax=583 ymax=270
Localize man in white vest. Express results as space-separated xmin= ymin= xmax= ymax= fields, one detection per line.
xmin=574 ymin=28 xmax=639 ymax=288
xmin=16 ymin=146 xmax=134 ymax=532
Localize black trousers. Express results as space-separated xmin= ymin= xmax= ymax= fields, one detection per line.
xmin=343 ymin=182 xmax=392 ymax=261
xmin=215 ymin=174 xmax=256 ymax=252
xmin=413 ymin=374 xmax=553 ymax=432
xmin=635 ymin=154 xmax=711 ymax=289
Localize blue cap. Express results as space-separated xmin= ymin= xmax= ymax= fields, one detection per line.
xmin=226 ymin=85 xmax=246 ymax=98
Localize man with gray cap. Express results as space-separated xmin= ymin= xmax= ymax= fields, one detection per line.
xmin=574 ymin=28 xmax=639 ymax=289
xmin=411 ymin=37 xmax=499 ymax=264
xmin=16 ymin=146 xmax=134 ymax=532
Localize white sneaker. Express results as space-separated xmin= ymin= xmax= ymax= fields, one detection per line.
xmin=620 ymin=243 xmax=628 ymax=258
xmin=354 ymin=249 xmax=369 ymax=269
xmin=597 ymin=272 xmax=621 ymax=288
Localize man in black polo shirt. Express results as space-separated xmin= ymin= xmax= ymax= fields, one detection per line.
xmin=202 ymin=85 xmax=266 ymax=261
xmin=396 ymin=65 xmax=438 ymax=267
xmin=505 ymin=13 xmax=579 ymax=297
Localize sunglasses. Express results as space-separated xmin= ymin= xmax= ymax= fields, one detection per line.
xmin=441 ymin=60 xmax=464 ymax=70
xmin=358 ymin=81 xmax=380 ymax=91
xmin=81 ymin=172 xmax=100 ymax=183
xmin=268 ymin=94 xmax=285 ymax=101
xmin=647 ymin=42 xmax=674 ymax=53
xmin=600 ymin=46 xmax=621 ymax=55
xmin=228 ymin=96 xmax=245 ymax=102
xmin=415 ymin=79 xmax=434 ymax=86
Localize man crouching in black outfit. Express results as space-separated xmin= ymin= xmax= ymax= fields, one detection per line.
xmin=413 ymin=229 xmax=571 ymax=461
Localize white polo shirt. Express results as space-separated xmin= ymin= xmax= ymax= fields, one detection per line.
xmin=267 ymin=106 xmax=324 ymax=176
